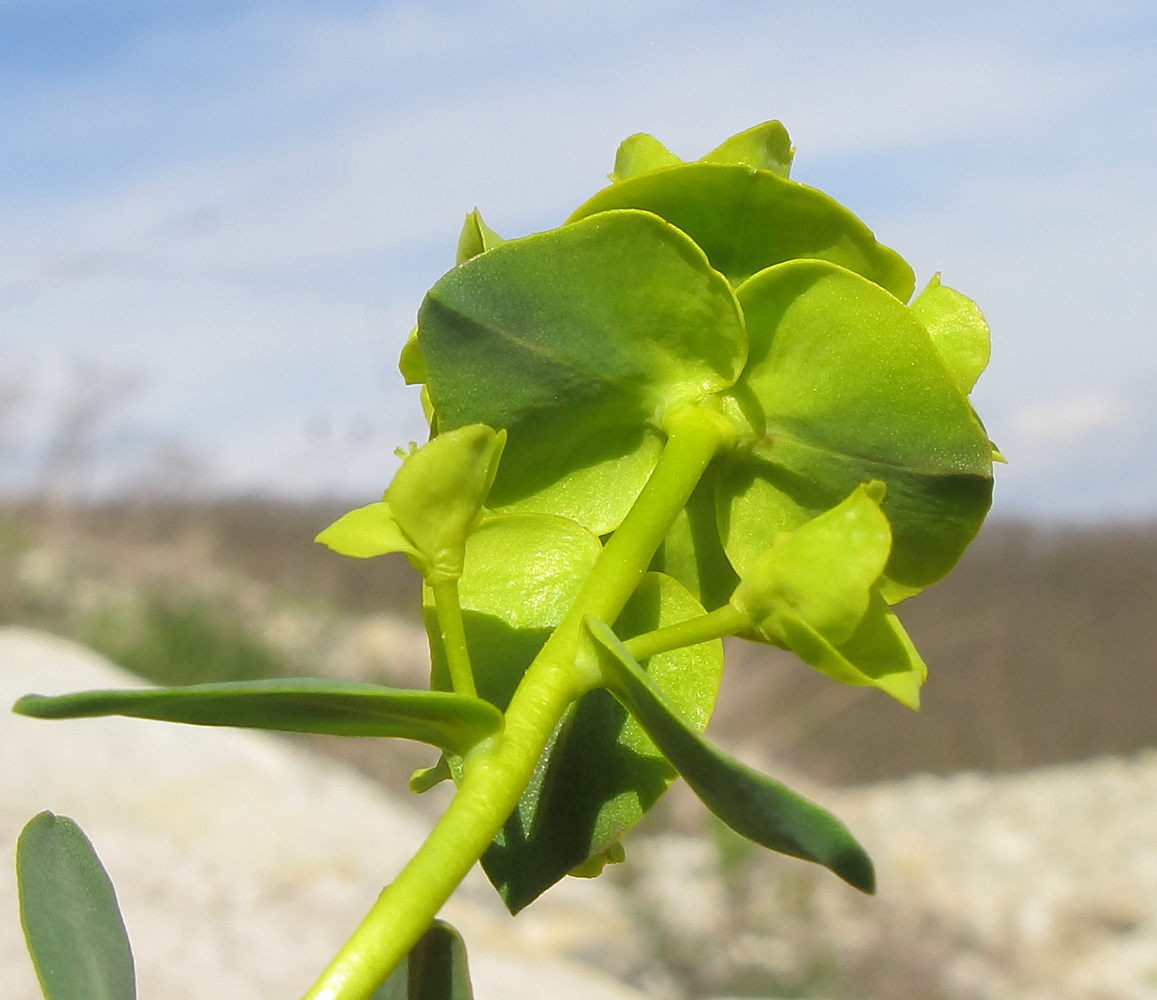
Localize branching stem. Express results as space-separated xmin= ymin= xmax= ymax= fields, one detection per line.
xmin=624 ymin=603 xmax=747 ymax=662
xmin=300 ymin=406 xmax=730 ymax=1000
xmin=429 ymin=577 xmax=476 ymax=698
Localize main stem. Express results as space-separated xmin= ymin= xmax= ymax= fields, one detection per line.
xmin=301 ymin=408 xmax=729 ymax=1000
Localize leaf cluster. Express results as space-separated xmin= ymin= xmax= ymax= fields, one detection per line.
xmin=13 ymin=120 xmax=995 ymax=999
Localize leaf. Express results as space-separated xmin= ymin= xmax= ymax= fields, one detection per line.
xmin=317 ymin=425 xmax=506 ymax=581
xmin=585 ymin=618 xmax=875 ymax=893
xmin=399 ymin=327 xmax=427 ymax=385
xmin=14 ymin=678 xmax=503 ymax=757
xmin=568 ymin=162 xmax=913 ymax=296
xmin=417 ymin=208 xmax=746 ymax=534
xmin=386 ymin=425 xmax=506 ymax=580
xmin=731 ymin=482 xmax=891 ymax=646
xmin=455 ymin=209 xmax=505 ymax=265
xmin=718 ymin=259 xmax=993 ymax=598
xmin=910 ymin=272 xmax=991 ymax=394
xmin=316 ymin=502 xmax=418 ymax=560
xmin=771 ymin=590 xmax=926 ymax=709
xmin=17 ymin=811 xmax=136 ymax=1000
xmin=424 ymin=513 xmax=603 ymax=710
xmin=372 ymin=919 xmax=473 ymax=1000
xmin=479 ymin=572 xmax=723 ymax=913
xmin=611 ymin=132 xmax=683 ymax=181
xmin=700 ymin=120 xmax=794 ymax=177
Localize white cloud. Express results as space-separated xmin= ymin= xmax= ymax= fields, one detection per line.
xmin=1 ymin=1 xmax=1156 ymax=509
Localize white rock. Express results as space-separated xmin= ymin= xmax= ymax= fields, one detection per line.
xmin=0 ymin=627 xmax=644 ymax=1000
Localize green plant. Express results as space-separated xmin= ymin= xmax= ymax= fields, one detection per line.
xmin=13 ymin=120 xmax=994 ymax=1000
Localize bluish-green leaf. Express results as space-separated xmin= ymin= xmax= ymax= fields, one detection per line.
xmin=586 ymin=617 xmax=875 ymax=893
xmin=417 ymin=208 xmax=746 ymax=534
xmin=700 ymin=120 xmax=794 ymax=177
xmin=372 ymin=919 xmax=473 ymax=1000
xmin=14 ymin=679 xmax=502 ymax=757
xmin=569 ymin=162 xmax=913 ymax=296
xmin=17 ymin=812 xmax=135 ymax=1000
xmin=718 ymin=259 xmax=993 ymax=599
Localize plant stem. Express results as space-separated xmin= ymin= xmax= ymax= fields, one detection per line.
xmin=624 ymin=603 xmax=747 ymax=662
xmin=301 ymin=407 xmax=731 ymax=1000
xmin=429 ymin=577 xmax=476 ymax=698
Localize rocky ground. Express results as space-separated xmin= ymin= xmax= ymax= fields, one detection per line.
xmin=5 ymin=628 xmax=1156 ymax=1000
xmin=4 ymin=503 xmax=1157 ymax=998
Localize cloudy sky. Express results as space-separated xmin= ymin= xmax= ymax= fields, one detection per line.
xmin=2 ymin=0 xmax=1155 ymax=518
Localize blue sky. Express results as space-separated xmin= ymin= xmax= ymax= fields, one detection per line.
xmin=2 ymin=0 xmax=1156 ymax=518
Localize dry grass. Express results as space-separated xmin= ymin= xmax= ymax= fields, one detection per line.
xmin=3 ymin=500 xmax=1156 ymax=784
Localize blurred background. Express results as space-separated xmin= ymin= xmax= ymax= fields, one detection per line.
xmin=3 ymin=2 xmax=1157 ymax=998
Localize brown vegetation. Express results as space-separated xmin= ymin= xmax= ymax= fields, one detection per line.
xmin=2 ymin=500 xmax=1155 ymax=785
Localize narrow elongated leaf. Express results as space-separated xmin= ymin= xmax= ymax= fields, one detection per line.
xmin=718 ymin=259 xmax=993 ymax=598
xmin=14 ymin=679 xmax=502 ymax=757
xmin=17 ymin=812 xmax=135 ymax=1000
xmin=417 ymin=208 xmax=746 ymax=534
xmin=586 ymin=618 xmax=875 ymax=893
xmin=373 ymin=920 xmax=473 ymax=1000
xmin=569 ymin=162 xmax=913 ymax=297
xmin=700 ymin=120 xmax=794 ymax=177
xmin=481 ymin=573 xmax=724 ymax=912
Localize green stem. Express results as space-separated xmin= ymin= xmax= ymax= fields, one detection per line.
xmin=301 ymin=408 xmax=731 ymax=1000
xmin=430 ymin=577 xmax=476 ymax=698
xmin=624 ymin=603 xmax=747 ymax=662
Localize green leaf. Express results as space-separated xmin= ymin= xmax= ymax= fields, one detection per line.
xmin=771 ymin=590 xmax=926 ymax=709
xmin=610 ymin=132 xmax=683 ymax=181
xmin=699 ymin=120 xmax=794 ymax=177
xmin=387 ymin=425 xmax=506 ymax=580
xmin=731 ymin=482 xmax=890 ymax=646
xmin=718 ymin=259 xmax=993 ymax=598
xmin=455 ymin=209 xmax=505 ymax=265
xmin=316 ymin=502 xmax=418 ymax=560
xmin=480 ymin=572 xmax=723 ymax=913
xmin=14 ymin=679 xmax=503 ymax=757
xmin=568 ymin=162 xmax=913 ymax=296
xmin=317 ymin=425 xmax=506 ymax=581
xmin=372 ymin=919 xmax=473 ymax=1000
xmin=424 ymin=513 xmax=603 ymax=710
xmin=910 ymin=273 xmax=991 ymax=394
xmin=17 ymin=812 xmax=135 ymax=1000
xmin=399 ymin=327 xmax=427 ymax=385
xmin=417 ymin=208 xmax=746 ymax=534
xmin=585 ymin=618 xmax=875 ymax=893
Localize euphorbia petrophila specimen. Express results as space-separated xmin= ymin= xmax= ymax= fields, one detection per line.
xmin=15 ymin=121 xmax=994 ymax=1000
